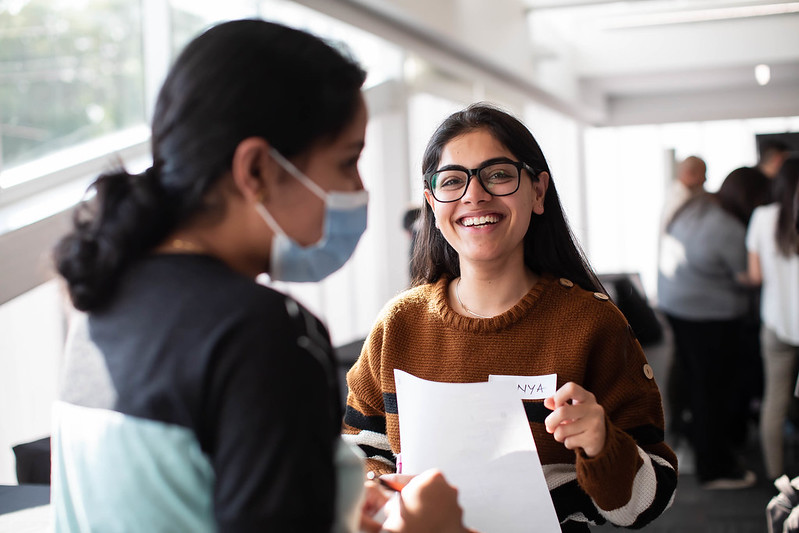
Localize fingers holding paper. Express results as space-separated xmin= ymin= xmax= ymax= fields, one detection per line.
xmin=380 ymin=469 xmax=469 ymax=533
xmin=359 ymin=479 xmax=391 ymax=533
xmin=544 ymin=382 xmax=607 ymax=458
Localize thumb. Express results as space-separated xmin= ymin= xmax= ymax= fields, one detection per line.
xmin=544 ymin=396 xmax=555 ymax=410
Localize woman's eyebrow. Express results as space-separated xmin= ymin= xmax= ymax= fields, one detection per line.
xmin=435 ymin=163 xmax=469 ymax=172
xmin=436 ymin=156 xmax=515 ymax=172
xmin=479 ymin=156 xmax=515 ymax=167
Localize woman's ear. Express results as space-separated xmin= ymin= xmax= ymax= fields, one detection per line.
xmin=423 ymin=189 xmax=439 ymax=228
xmin=230 ymin=137 xmax=276 ymax=202
xmin=532 ymin=171 xmax=550 ymax=215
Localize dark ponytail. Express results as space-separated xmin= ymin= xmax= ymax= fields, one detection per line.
xmin=54 ymin=19 xmax=366 ymax=311
xmin=54 ymin=167 xmax=172 ymax=310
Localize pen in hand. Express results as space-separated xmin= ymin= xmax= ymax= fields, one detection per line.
xmin=367 ymin=470 xmax=406 ymax=492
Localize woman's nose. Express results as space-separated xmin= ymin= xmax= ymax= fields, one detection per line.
xmin=461 ymin=175 xmax=491 ymax=203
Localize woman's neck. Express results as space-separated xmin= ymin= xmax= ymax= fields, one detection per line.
xmin=154 ymin=224 xmax=263 ymax=279
xmin=452 ymin=259 xmax=539 ymax=319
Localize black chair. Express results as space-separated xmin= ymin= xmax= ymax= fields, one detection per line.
xmin=12 ymin=436 xmax=51 ymax=485
xmin=335 ymin=338 xmax=365 ymax=408
xmin=598 ymin=273 xmax=664 ymax=347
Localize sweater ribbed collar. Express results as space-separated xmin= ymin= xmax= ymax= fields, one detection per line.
xmin=431 ymin=273 xmax=554 ymax=333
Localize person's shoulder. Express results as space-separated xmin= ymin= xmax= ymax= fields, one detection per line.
xmin=701 ymin=198 xmax=744 ymax=232
xmin=384 ymin=282 xmax=437 ymax=311
xmin=747 ymin=203 xmax=779 ymax=242
xmin=199 ymin=266 xmax=291 ymax=316
xmin=752 ymin=202 xmax=780 ymax=220
xmin=376 ymin=280 xmax=442 ymax=323
xmin=166 ymin=256 xmax=313 ymax=327
xmin=670 ymin=192 xmax=711 ymax=224
xmin=545 ymin=275 xmax=628 ymax=328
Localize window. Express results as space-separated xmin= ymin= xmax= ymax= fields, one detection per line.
xmin=0 ymin=0 xmax=145 ymax=180
xmin=583 ymin=115 xmax=799 ymax=298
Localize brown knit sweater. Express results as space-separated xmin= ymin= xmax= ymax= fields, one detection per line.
xmin=343 ymin=274 xmax=677 ymax=530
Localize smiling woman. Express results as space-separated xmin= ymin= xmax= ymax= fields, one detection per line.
xmin=343 ymin=103 xmax=678 ymax=532
xmin=413 ymin=104 xmax=600 ymax=294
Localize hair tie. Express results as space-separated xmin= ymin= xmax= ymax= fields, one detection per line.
xmin=143 ymin=165 xmax=159 ymax=180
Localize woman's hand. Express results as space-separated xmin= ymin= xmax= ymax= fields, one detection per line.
xmin=380 ymin=469 xmax=468 ymax=533
xmin=736 ymin=251 xmax=763 ymax=287
xmin=359 ymin=478 xmax=392 ymax=533
xmin=544 ymin=382 xmax=607 ymax=458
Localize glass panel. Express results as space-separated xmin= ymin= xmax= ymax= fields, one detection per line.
xmin=0 ymin=0 xmax=146 ymax=175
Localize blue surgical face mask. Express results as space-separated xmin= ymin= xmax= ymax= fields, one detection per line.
xmin=254 ymin=148 xmax=368 ymax=282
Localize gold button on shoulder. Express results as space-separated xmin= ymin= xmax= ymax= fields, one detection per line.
xmin=559 ymin=278 xmax=574 ymax=288
xmin=593 ymin=292 xmax=609 ymax=301
xmin=643 ymin=364 xmax=654 ymax=380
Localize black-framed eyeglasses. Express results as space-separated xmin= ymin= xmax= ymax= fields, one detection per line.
xmin=424 ymin=159 xmax=542 ymax=203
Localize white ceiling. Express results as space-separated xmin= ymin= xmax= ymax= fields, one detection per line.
xmin=525 ymin=0 xmax=799 ymax=125
xmin=308 ymin=0 xmax=799 ymax=126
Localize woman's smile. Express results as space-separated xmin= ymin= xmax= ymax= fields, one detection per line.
xmin=458 ymin=212 xmax=504 ymax=228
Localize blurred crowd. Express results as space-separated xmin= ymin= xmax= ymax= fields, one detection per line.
xmin=657 ymin=140 xmax=799 ymax=490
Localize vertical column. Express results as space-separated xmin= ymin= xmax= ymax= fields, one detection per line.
xmin=141 ymin=0 xmax=172 ymax=122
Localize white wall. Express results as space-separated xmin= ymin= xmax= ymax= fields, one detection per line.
xmin=0 ymin=281 xmax=64 ymax=484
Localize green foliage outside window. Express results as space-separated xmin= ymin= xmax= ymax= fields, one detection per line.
xmin=0 ymin=0 xmax=145 ymax=171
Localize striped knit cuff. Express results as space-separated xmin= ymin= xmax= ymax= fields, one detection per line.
xmin=575 ymin=416 xmax=641 ymax=510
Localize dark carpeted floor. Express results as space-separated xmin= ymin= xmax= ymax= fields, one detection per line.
xmin=591 ymin=321 xmax=786 ymax=532
xmin=592 ymin=439 xmax=778 ymax=532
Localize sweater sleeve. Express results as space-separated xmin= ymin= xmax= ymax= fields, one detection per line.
xmin=342 ymin=319 xmax=396 ymax=475
xmin=576 ymin=319 xmax=678 ymax=529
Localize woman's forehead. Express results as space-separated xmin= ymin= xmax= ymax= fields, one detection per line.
xmin=439 ymin=129 xmax=512 ymax=167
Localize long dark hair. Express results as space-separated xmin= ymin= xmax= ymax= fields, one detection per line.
xmin=774 ymin=157 xmax=799 ymax=256
xmin=410 ymin=103 xmax=602 ymax=293
xmin=54 ymin=19 xmax=366 ymax=311
xmin=716 ymin=167 xmax=771 ymax=226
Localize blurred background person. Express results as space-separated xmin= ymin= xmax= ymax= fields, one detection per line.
xmin=743 ymin=157 xmax=799 ymax=481
xmin=403 ymin=206 xmax=422 ymax=276
xmin=659 ymin=155 xmax=707 ymax=451
xmin=750 ymin=140 xmax=791 ymax=206
xmin=661 ymin=155 xmax=707 ymax=232
xmin=658 ymin=168 xmax=767 ymax=489
xmin=756 ymin=140 xmax=791 ymax=181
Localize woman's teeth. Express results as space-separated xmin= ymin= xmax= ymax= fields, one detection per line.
xmin=461 ymin=215 xmax=499 ymax=227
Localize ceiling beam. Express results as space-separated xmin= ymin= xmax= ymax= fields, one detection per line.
xmin=525 ymin=0 xmax=658 ymax=11
xmin=291 ymin=0 xmax=600 ymax=123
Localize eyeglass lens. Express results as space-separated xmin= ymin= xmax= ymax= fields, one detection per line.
xmin=430 ymin=162 xmax=520 ymax=202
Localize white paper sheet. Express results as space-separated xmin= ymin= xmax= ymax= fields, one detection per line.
xmin=393 ymin=370 xmax=561 ymax=533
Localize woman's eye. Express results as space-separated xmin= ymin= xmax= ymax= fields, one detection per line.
xmin=486 ymin=170 xmax=513 ymax=182
xmin=439 ymin=176 xmax=464 ymax=189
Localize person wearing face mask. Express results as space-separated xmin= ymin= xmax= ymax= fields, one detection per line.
xmin=51 ymin=19 xmax=467 ymax=533
xmin=256 ymin=149 xmax=369 ymax=282
xmin=343 ymin=104 xmax=677 ymax=531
